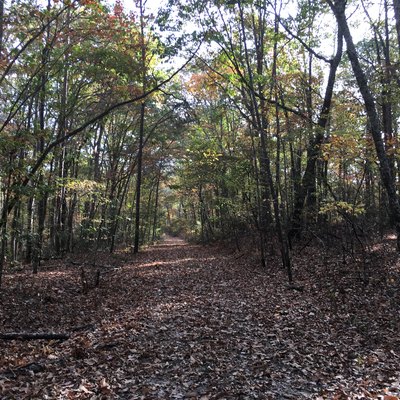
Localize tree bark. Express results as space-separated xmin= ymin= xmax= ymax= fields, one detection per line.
xmin=328 ymin=0 xmax=400 ymax=249
xmin=33 ymin=0 xmax=51 ymax=274
xmin=152 ymin=168 xmax=161 ymax=242
xmin=133 ymin=101 xmax=145 ymax=253
xmin=0 ymin=0 xmax=4 ymax=58
xmin=134 ymin=0 xmax=147 ymax=254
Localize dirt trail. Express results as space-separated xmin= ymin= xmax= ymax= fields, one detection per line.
xmin=0 ymin=237 xmax=399 ymax=399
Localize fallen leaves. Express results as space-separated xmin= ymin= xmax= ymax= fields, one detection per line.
xmin=0 ymin=236 xmax=399 ymax=399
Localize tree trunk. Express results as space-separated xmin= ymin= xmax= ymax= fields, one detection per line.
xmin=289 ymin=27 xmax=343 ymax=240
xmin=329 ymin=0 xmax=400 ymax=249
xmin=393 ymin=0 xmax=400 ymax=54
xmin=133 ymin=0 xmax=147 ymax=254
xmin=152 ymin=169 xmax=161 ymax=242
xmin=0 ymin=179 xmax=10 ymax=288
xmin=33 ymin=0 xmax=51 ymax=273
xmin=236 ymin=0 xmax=292 ymax=279
xmin=25 ymin=196 xmax=34 ymax=263
xmin=0 ymin=0 xmax=4 ymax=58
xmin=133 ymin=101 xmax=145 ymax=254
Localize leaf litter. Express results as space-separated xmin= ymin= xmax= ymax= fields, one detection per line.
xmin=0 ymin=235 xmax=399 ymax=399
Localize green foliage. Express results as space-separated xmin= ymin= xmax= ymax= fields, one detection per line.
xmin=319 ymin=201 xmax=365 ymax=222
xmin=64 ymin=179 xmax=105 ymax=198
xmin=0 ymin=0 xmax=398 ymax=272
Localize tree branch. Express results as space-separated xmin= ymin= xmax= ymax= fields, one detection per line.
xmin=20 ymin=47 xmax=200 ymax=190
xmin=1 ymin=45 xmax=201 ymax=220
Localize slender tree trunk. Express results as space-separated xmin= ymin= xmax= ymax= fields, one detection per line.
xmin=133 ymin=102 xmax=145 ymax=253
xmin=110 ymin=154 xmax=136 ymax=252
xmin=152 ymin=169 xmax=161 ymax=242
xmin=0 ymin=156 xmax=12 ymax=288
xmin=66 ymin=156 xmax=79 ymax=252
xmin=82 ymin=124 xmax=103 ymax=242
xmin=33 ymin=0 xmax=51 ymax=273
xmin=54 ymin=48 xmax=69 ymax=255
xmin=237 ymin=0 xmax=292 ymax=279
xmin=25 ymin=196 xmax=34 ymax=263
xmin=0 ymin=215 xmax=7 ymax=288
xmin=250 ymin=131 xmax=267 ymax=267
xmin=11 ymin=202 xmax=20 ymax=262
xmin=0 ymin=0 xmax=4 ymax=58
xmin=289 ymin=27 xmax=343 ymax=240
xmin=144 ymin=183 xmax=155 ymax=243
xmin=133 ymin=0 xmax=147 ymax=254
xmin=393 ymin=0 xmax=400 ymax=54
xmin=365 ymin=158 xmax=374 ymax=217
xmin=382 ymin=0 xmax=395 ymax=180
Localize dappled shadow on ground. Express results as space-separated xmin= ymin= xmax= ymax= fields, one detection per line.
xmin=0 ymin=235 xmax=399 ymax=399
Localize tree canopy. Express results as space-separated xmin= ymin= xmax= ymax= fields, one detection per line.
xmin=1 ymin=1 xmax=400 ymax=398
xmin=0 ymin=0 xmax=399 ymax=286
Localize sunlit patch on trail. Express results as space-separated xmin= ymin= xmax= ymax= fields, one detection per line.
xmin=136 ymin=257 xmax=218 ymax=269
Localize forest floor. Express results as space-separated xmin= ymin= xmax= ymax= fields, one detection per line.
xmin=0 ymin=234 xmax=400 ymax=399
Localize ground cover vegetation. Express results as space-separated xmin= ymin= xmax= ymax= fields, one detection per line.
xmin=0 ymin=0 xmax=399 ymax=398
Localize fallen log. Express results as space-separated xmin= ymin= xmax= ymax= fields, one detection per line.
xmin=0 ymin=332 xmax=69 ymax=341
xmin=71 ymin=324 xmax=95 ymax=332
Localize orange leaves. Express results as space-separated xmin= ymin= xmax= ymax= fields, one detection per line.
xmin=321 ymin=133 xmax=369 ymax=164
xmin=185 ymin=71 xmax=223 ymax=101
xmin=79 ymin=0 xmax=102 ymax=7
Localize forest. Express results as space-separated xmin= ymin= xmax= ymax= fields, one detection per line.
xmin=0 ymin=0 xmax=400 ymax=398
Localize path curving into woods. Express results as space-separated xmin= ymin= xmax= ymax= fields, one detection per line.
xmin=0 ymin=236 xmax=399 ymax=399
